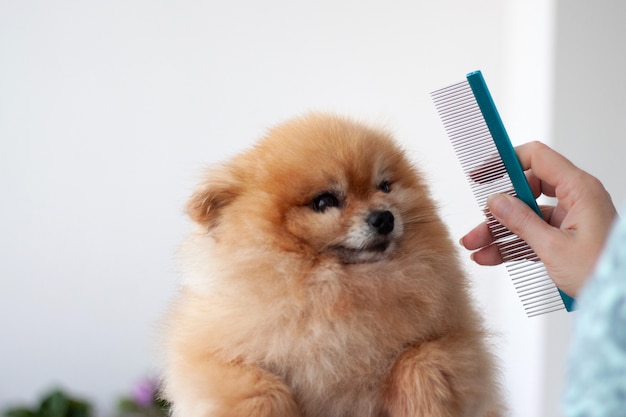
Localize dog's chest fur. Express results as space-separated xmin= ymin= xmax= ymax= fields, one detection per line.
xmin=211 ymin=264 xmax=430 ymax=416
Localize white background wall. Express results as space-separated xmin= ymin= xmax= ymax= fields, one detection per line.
xmin=544 ymin=1 xmax=626 ymax=416
xmin=1 ymin=1 xmax=623 ymax=416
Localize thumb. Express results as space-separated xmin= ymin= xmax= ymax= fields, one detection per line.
xmin=487 ymin=193 xmax=554 ymax=253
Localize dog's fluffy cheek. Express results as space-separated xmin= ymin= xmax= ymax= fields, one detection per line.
xmin=283 ymin=208 xmax=343 ymax=250
xmin=177 ymin=234 xmax=230 ymax=295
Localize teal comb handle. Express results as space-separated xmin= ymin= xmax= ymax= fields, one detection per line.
xmin=466 ymin=70 xmax=576 ymax=312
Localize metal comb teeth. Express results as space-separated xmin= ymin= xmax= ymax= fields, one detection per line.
xmin=431 ymin=78 xmax=567 ymax=317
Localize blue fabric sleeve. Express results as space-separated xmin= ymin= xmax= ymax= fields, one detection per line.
xmin=563 ymin=207 xmax=626 ymax=416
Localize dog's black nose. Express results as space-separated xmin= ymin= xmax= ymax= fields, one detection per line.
xmin=367 ymin=210 xmax=394 ymax=235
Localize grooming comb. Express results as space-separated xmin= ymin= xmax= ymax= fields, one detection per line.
xmin=430 ymin=70 xmax=575 ymax=317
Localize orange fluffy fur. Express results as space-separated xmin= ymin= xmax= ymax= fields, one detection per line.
xmin=162 ymin=114 xmax=504 ymax=417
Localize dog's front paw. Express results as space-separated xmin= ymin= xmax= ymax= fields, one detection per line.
xmin=227 ymin=391 xmax=302 ymax=417
xmin=381 ymin=344 xmax=458 ymax=417
xmin=380 ymin=336 xmax=502 ymax=417
xmin=165 ymin=357 xmax=302 ymax=417
xmin=169 ymin=391 xmax=301 ymax=417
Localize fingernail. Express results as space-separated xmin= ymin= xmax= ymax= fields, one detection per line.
xmin=458 ymin=237 xmax=466 ymax=248
xmin=487 ymin=194 xmax=512 ymax=219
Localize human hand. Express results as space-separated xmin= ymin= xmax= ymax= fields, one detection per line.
xmin=460 ymin=141 xmax=618 ymax=298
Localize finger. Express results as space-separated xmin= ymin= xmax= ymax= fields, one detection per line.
xmin=460 ymin=222 xmax=494 ymax=250
xmin=514 ymin=141 xmax=580 ymax=191
xmin=525 ymin=170 xmax=542 ymax=198
xmin=470 ymin=244 xmax=504 ymax=266
xmin=539 ymin=176 xmax=557 ymax=197
xmin=461 ymin=205 xmax=557 ymax=250
xmin=487 ymin=193 xmax=558 ymax=256
xmin=538 ymin=205 xmax=557 ymax=222
xmin=525 ymin=169 xmax=557 ymax=198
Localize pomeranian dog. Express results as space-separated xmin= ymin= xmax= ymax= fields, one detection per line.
xmin=162 ymin=113 xmax=503 ymax=417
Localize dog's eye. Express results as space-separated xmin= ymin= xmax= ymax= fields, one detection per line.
xmin=311 ymin=192 xmax=340 ymax=213
xmin=378 ymin=180 xmax=392 ymax=193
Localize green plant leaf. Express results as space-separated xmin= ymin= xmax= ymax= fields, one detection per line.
xmin=39 ymin=391 xmax=70 ymax=417
xmin=68 ymin=399 xmax=90 ymax=417
xmin=3 ymin=408 xmax=37 ymax=417
xmin=117 ymin=398 xmax=140 ymax=413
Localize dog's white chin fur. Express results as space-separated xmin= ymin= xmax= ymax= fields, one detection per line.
xmin=330 ymin=210 xmax=403 ymax=264
xmin=330 ymin=240 xmax=395 ymax=264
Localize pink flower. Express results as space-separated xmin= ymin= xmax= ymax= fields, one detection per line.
xmin=133 ymin=378 xmax=157 ymax=407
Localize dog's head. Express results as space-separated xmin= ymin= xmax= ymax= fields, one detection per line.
xmin=186 ymin=113 xmax=441 ymax=266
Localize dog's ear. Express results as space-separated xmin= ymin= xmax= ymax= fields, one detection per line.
xmin=185 ymin=166 xmax=242 ymax=228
